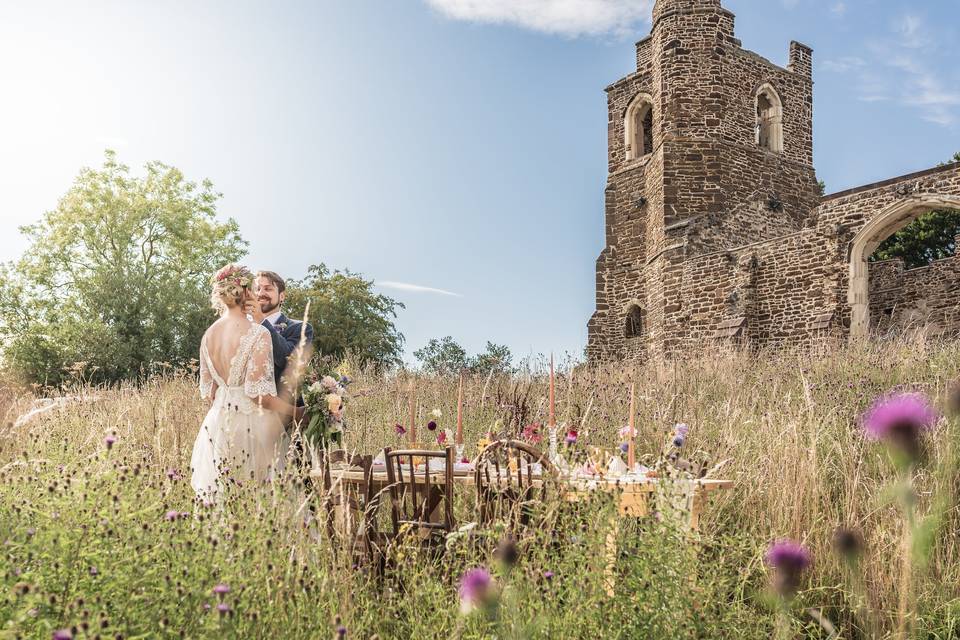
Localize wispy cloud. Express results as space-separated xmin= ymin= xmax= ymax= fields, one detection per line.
xmin=830 ymin=2 xmax=847 ymax=18
xmin=821 ymin=56 xmax=865 ymax=73
xmin=376 ymin=280 xmax=463 ymax=297
xmin=422 ymin=0 xmax=653 ymax=37
xmin=823 ymin=13 xmax=959 ymax=127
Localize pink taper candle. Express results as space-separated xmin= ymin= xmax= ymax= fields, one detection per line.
xmin=627 ymin=383 xmax=636 ymax=470
xmin=455 ymin=373 xmax=464 ymax=445
xmin=409 ymin=379 xmax=417 ymax=442
xmin=548 ymin=353 xmax=556 ymax=427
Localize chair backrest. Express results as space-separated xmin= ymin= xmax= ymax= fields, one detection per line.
xmin=474 ymin=439 xmax=556 ymax=526
xmin=321 ymin=449 xmax=373 ymax=494
xmin=382 ymin=446 xmax=455 ymax=538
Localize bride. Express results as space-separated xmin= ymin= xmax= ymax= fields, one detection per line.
xmin=191 ymin=264 xmax=304 ymax=500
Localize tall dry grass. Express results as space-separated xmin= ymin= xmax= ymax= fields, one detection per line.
xmin=1 ymin=335 xmax=959 ymax=637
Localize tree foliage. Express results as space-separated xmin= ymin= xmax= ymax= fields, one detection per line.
xmin=413 ymin=336 xmax=512 ymax=375
xmin=284 ymin=264 xmax=405 ymax=368
xmin=413 ymin=336 xmax=469 ymax=376
xmin=0 ymin=151 xmax=246 ymax=386
xmin=869 ymin=152 xmax=960 ymax=269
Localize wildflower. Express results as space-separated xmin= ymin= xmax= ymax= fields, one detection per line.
xmin=459 ymin=568 xmax=493 ymax=614
xmin=394 ymin=424 xmax=406 ymax=436
xmin=427 ymin=420 xmax=438 ymax=432
xmin=336 ymin=625 xmax=347 ymax=638
xmin=619 ymin=442 xmax=629 ymax=454
xmin=104 ymin=434 xmax=117 ymax=450
xmin=564 ymin=429 xmax=578 ymax=446
xmin=833 ymin=527 xmax=864 ymax=563
xmin=522 ymin=423 xmax=543 ymax=443
xmin=89 ymin=566 xmax=98 ymax=576
xmin=212 ymin=583 xmax=230 ymax=599
xmin=672 ymin=435 xmax=685 ymax=448
xmin=430 ymin=408 xmax=442 ymax=419
xmin=948 ymin=381 xmax=960 ymax=417
xmin=164 ymin=510 xmax=179 ymax=522
xmin=53 ymin=630 xmax=72 ymax=640
xmin=674 ymin=423 xmax=689 ymax=436
xmin=166 ymin=469 xmax=181 ymax=481
xmin=436 ymin=431 xmax=447 ymax=445
xmin=766 ymin=539 xmax=812 ymax=597
xmin=339 ymin=375 xmax=352 ymax=386
xmin=217 ymin=602 xmax=230 ymax=616
xmin=543 ymin=570 xmax=554 ymax=580
xmin=321 ymin=375 xmax=339 ymax=391
xmin=862 ymin=392 xmax=939 ymax=460
xmin=494 ymin=536 xmax=518 ymax=567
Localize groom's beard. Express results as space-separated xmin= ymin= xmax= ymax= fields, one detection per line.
xmin=259 ymin=301 xmax=280 ymax=315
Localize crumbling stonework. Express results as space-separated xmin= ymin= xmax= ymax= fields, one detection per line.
xmin=587 ymin=0 xmax=960 ymax=361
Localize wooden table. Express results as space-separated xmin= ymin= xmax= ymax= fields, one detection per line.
xmin=314 ymin=466 xmax=732 ymax=531
xmin=315 ymin=465 xmax=732 ymax=594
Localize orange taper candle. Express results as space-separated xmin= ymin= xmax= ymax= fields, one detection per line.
xmin=409 ymin=379 xmax=417 ymax=442
xmin=548 ymin=353 xmax=555 ymax=427
xmin=456 ymin=373 xmax=464 ymax=445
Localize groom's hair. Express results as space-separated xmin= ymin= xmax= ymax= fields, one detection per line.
xmin=256 ymin=270 xmax=286 ymax=294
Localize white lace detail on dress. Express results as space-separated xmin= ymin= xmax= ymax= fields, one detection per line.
xmin=241 ymin=325 xmax=278 ymax=400
xmin=199 ymin=339 xmax=216 ymax=400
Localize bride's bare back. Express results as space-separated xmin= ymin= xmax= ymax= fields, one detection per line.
xmin=203 ymin=315 xmax=259 ymax=384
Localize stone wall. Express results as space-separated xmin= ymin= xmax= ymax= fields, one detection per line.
xmin=869 ymin=247 xmax=960 ymax=336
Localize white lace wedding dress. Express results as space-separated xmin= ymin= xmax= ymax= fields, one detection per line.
xmin=191 ymin=323 xmax=288 ymax=500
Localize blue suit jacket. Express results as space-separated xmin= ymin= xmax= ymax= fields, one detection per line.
xmin=262 ymin=313 xmax=314 ymax=398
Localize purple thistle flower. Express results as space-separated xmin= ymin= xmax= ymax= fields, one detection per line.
xmin=164 ymin=510 xmax=179 ymax=522
xmin=104 ymin=434 xmax=117 ymax=450
xmin=217 ymin=602 xmax=230 ymax=616
xmin=394 ymin=423 xmax=406 ymax=436
xmin=459 ymin=567 xmax=493 ymax=614
xmin=88 ymin=566 xmax=98 ymax=576
xmin=213 ymin=583 xmax=231 ymax=597
xmin=543 ymin=570 xmax=554 ymax=580
xmin=166 ymin=468 xmax=181 ymax=481
xmin=672 ymin=435 xmax=685 ymax=448
xmin=53 ymin=630 xmax=72 ymax=640
xmin=766 ymin=539 xmax=812 ymax=596
xmin=862 ymin=392 xmax=939 ymax=459
xmin=619 ymin=442 xmax=629 ymax=454
xmin=427 ymin=420 xmax=437 ymax=431
xmin=336 ymin=625 xmax=347 ymax=638
xmin=564 ymin=429 xmax=578 ymax=446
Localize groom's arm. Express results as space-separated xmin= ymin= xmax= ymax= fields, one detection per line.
xmin=262 ymin=320 xmax=314 ymax=371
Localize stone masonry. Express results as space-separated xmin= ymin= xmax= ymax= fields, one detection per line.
xmin=587 ymin=0 xmax=960 ymax=361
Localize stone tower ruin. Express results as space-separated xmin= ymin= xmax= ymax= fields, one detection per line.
xmin=587 ymin=0 xmax=960 ymax=361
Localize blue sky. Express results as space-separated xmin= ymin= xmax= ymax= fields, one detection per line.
xmin=0 ymin=0 xmax=958 ymax=365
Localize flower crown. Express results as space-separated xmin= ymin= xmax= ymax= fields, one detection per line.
xmin=211 ymin=264 xmax=254 ymax=299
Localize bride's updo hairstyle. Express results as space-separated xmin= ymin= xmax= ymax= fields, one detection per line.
xmin=210 ymin=264 xmax=255 ymax=313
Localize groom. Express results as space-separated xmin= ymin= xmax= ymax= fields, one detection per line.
xmin=249 ymin=270 xmax=314 ymax=402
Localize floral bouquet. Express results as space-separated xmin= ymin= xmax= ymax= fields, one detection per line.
xmin=300 ymin=368 xmax=352 ymax=448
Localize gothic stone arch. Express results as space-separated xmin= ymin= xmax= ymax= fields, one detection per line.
xmin=847 ymin=193 xmax=960 ymax=338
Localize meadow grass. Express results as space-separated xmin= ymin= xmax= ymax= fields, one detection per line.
xmin=1 ymin=336 xmax=959 ymax=638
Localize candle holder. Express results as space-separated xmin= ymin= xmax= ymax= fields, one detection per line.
xmin=455 ymin=442 xmax=465 ymax=463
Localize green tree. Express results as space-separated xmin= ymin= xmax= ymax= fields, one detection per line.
xmin=0 ymin=151 xmax=246 ymax=386
xmin=469 ymin=341 xmax=513 ymax=375
xmin=869 ymin=152 xmax=960 ymax=269
xmin=284 ymin=264 xmax=405 ymax=368
xmin=413 ymin=336 xmax=469 ymax=376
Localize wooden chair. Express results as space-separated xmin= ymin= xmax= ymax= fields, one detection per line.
xmin=382 ymin=446 xmax=455 ymax=548
xmin=320 ymin=449 xmax=375 ymax=558
xmin=475 ymin=439 xmax=556 ymax=529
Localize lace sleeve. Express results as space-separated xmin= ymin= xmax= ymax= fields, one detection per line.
xmin=199 ymin=339 xmax=215 ymax=400
xmin=245 ymin=325 xmax=278 ymax=399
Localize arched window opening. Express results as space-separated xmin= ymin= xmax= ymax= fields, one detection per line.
xmin=625 ymin=305 xmax=645 ymax=339
xmin=755 ymin=84 xmax=783 ymax=153
xmin=625 ymin=95 xmax=654 ymax=161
